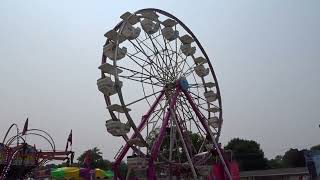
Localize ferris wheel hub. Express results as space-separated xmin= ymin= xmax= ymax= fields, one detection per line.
xmin=163 ymin=77 xmax=189 ymax=92
xmin=178 ymin=77 xmax=189 ymax=91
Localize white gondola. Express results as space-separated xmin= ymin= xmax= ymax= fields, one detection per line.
xmin=105 ymin=120 xmax=130 ymax=136
xmin=208 ymin=117 xmax=220 ymax=128
xmin=141 ymin=19 xmax=160 ymax=34
xmin=99 ymin=63 xmax=123 ymax=75
xmin=194 ymin=64 xmax=209 ymax=77
xmin=122 ymin=23 xmax=141 ymax=40
xmin=180 ymin=44 xmax=196 ymax=56
xmin=128 ymin=138 xmax=146 ymax=147
xmin=127 ymin=156 xmax=149 ymax=169
xmin=207 ymin=107 xmax=220 ymax=113
xmin=120 ymin=12 xmax=140 ymax=25
xmin=103 ymin=42 xmax=127 ymax=60
xmin=180 ymin=34 xmax=194 ymax=44
xmin=162 ymin=27 xmax=179 ymax=41
xmin=107 ymin=104 xmax=131 ymax=113
xmin=194 ymin=57 xmax=208 ymax=64
xmin=204 ymin=91 xmax=217 ymax=102
xmin=204 ymin=82 xmax=215 ymax=88
xmin=140 ymin=11 xmax=159 ymax=21
xmin=162 ymin=18 xmax=177 ymax=27
xmin=97 ymin=77 xmax=118 ymax=96
xmin=104 ymin=29 xmax=126 ymax=43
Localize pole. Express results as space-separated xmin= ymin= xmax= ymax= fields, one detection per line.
xmin=170 ymin=108 xmax=198 ymax=180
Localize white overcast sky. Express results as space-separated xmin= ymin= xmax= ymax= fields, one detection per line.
xmin=0 ymin=0 xmax=319 ymax=160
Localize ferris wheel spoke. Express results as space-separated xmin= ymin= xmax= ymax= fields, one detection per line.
xmin=179 ymin=98 xmax=205 ymax=126
xmin=174 ymin=56 xmax=189 ymax=79
xmin=141 ymin=32 xmax=162 ymax=44
xmin=142 ymin=32 xmax=176 ymax=78
xmin=188 ymin=83 xmax=210 ymax=88
xmin=120 ymin=73 xmax=155 ymax=83
xmin=126 ymin=51 xmax=154 ymax=69
xmin=179 ymin=55 xmax=191 ymax=74
xmin=125 ymin=52 xmax=165 ymax=83
xmin=184 ymin=93 xmax=220 ymax=135
xmin=181 ymin=94 xmax=219 ymax=138
xmin=148 ymin=108 xmax=165 ymax=125
xmin=183 ymin=94 xmax=208 ymax=113
xmin=183 ymin=90 xmax=204 ymax=105
xmin=117 ymin=65 xmax=160 ymax=81
xmin=174 ymin=110 xmax=194 ymax=156
xmin=146 ymin=54 xmax=167 ymax=83
xmin=119 ymin=74 xmax=149 ymax=82
xmin=146 ymin=100 xmax=170 ymax=149
xmin=148 ymin=103 xmax=168 ymax=130
xmin=176 ymin=105 xmax=198 ymax=138
xmin=162 ymin=46 xmax=176 ymax=75
xmin=118 ymin=75 xmax=163 ymax=87
xmin=158 ymin=31 xmax=170 ymax=71
xmin=148 ymin=58 xmax=166 ymax=84
xmin=147 ymin=49 xmax=165 ymax=73
xmin=144 ymin=34 xmax=175 ymax=80
xmin=176 ymin=108 xmax=194 ymax=149
xmin=140 ymin=65 xmax=167 ymax=112
xmin=176 ymin=99 xmax=206 ymax=136
xmin=186 ymin=67 xmax=203 ymax=106
xmin=135 ymin=37 xmax=160 ymax=61
xmin=147 ymin=108 xmax=165 ymax=126
xmin=167 ymin=48 xmax=185 ymax=62
xmin=148 ymin=33 xmax=166 ymax=59
xmin=151 ymin=34 xmax=176 ymax=78
xmin=142 ymin=84 xmax=168 ymax=126
xmin=165 ymin=47 xmax=191 ymax=79
xmin=130 ymin=39 xmax=168 ymax=79
xmin=188 ymin=91 xmax=220 ymax=109
xmin=141 ymin=84 xmax=152 ymax=109
xmin=125 ymin=89 xmax=164 ymax=107
xmin=149 ymin=34 xmax=168 ymax=62
xmin=138 ymin=32 xmax=160 ymax=57
xmin=175 ymin=102 xmax=191 ymax=129
xmin=179 ymin=60 xmax=197 ymax=78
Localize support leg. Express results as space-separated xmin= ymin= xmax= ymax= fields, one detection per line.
xmin=147 ymin=87 xmax=181 ymax=180
xmin=170 ymin=108 xmax=198 ymax=180
xmin=182 ymin=90 xmax=232 ymax=180
xmin=112 ymin=91 xmax=165 ymax=180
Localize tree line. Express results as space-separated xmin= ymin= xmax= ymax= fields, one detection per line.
xmin=49 ymin=137 xmax=320 ymax=173
xmin=225 ymin=138 xmax=320 ymax=171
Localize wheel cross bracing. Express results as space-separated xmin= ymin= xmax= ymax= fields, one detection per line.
xmin=97 ymin=8 xmax=232 ymax=180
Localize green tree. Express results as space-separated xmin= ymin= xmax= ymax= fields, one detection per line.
xmin=77 ymin=147 xmax=112 ymax=170
xmin=282 ymin=148 xmax=306 ymax=168
xmin=224 ymin=138 xmax=268 ymax=171
xmin=268 ymin=155 xmax=284 ymax=169
xmin=119 ymin=161 xmax=128 ymax=178
xmin=311 ymin=144 xmax=320 ymax=151
xmin=146 ymin=128 xmax=204 ymax=162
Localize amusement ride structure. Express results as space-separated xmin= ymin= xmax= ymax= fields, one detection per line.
xmin=0 ymin=119 xmax=74 ymax=179
xmin=97 ymin=8 xmax=237 ymax=180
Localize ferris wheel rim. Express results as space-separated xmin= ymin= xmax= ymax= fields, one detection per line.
xmin=102 ymin=8 xmax=223 ymax=141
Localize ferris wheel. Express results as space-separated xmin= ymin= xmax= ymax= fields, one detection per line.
xmin=97 ymin=8 xmax=232 ymax=180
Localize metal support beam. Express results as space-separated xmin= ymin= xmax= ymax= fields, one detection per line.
xmin=170 ymin=108 xmax=198 ymax=180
